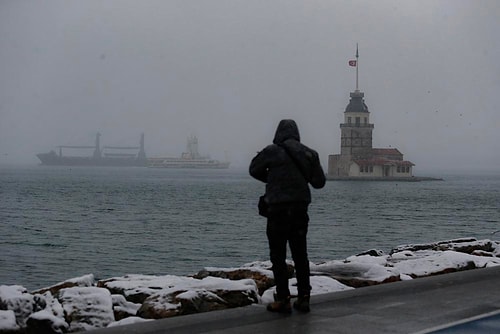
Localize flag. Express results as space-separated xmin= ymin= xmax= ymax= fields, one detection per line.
xmin=348 ymin=60 xmax=357 ymax=67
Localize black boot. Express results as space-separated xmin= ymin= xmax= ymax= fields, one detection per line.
xmin=267 ymin=294 xmax=291 ymax=314
xmin=293 ymin=295 xmax=310 ymax=313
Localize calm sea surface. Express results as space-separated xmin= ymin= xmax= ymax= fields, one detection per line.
xmin=1 ymin=165 xmax=499 ymax=290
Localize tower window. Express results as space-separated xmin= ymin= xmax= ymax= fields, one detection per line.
xmin=348 ymin=117 xmax=352 ymax=124
xmin=364 ymin=117 xmax=368 ymax=124
xmin=355 ymin=117 xmax=360 ymax=126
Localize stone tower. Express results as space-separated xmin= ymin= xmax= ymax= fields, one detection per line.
xmin=340 ymin=90 xmax=374 ymax=159
xmin=327 ymin=45 xmax=415 ymax=179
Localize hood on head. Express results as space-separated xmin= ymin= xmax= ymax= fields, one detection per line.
xmin=273 ymin=119 xmax=300 ymax=144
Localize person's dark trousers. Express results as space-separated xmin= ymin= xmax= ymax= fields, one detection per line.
xmin=266 ymin=202 xmax=311 ymax=300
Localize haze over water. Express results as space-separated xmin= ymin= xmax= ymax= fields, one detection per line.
xmin=1 ymin=1 xmax=499 ymax=172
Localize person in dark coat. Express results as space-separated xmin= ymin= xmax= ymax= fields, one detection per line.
xmin=249 ymin=119 xmax=326 ymax=313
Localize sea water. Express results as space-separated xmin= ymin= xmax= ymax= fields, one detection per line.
xmin=1 ymin=165 xmax=499 ymax=290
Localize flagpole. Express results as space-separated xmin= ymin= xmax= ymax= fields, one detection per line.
xmin=355 ymin=43 xmax=359 ymax=91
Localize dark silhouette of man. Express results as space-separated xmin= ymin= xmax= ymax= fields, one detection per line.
xmin=249 ymin=119 xmax=326 ymax=313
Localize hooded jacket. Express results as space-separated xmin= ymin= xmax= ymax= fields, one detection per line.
xmin=249 ymin=119 xmax=326 ymax=205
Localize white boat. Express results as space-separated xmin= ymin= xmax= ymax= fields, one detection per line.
xmin=148 ymin=136 xmax=230 ymax=169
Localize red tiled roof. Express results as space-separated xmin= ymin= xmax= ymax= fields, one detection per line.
xmin=353 ymin=158 xmax=414 ymax=166
xmin=372 ymin=148 xmax=402 ymax=155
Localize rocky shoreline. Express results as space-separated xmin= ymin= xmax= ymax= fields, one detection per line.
xmin=1 ymin=237 xmax=499 ymax=333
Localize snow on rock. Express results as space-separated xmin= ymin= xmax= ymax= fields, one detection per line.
xmin=0 ymin=285 xmax=35 ymax=329
xmin=388 ymin=238 xmax=500 ymax=277
xmin=138 ymin=289 xmax=221 ymax=319
xmin=35 ymin=291 xmax=65 ymax=320
xmin=0 ymin=310 xmax=19 ymax=332
xmin=58 ymin=287 xmax=114 ymax=332
xmin=311 ymin=260 xmax=401 ymax=288
xmin=136 ymin=276 xmax=259 ymax=319
xmin=97 ymin=274 xmax=191 ymax=304
xmin=33 ymin=274 xmax=95 ymax=296
xmin=261 ymin=276 xmax=354 ymax=304
xmin=392 ymin=250 xmax=500 ymax=277
xmin=106 ymin=316 xmax=153 ymax=328
xmin=26 ymin=291 xmax=68 ymax=334
xmin=239 ymin=260 xmax=295 ymax=279
xmin=26 ymin=309 xmax=69 ymax=334
xmin=111 ymin=294 xmax=141 ymax=321
xmin=193 ymin=262 xmax=275 ymax=295
xmin=308 ymin=240 xmax=500 ymax=286
xmin=390 ymin=238 xmax=499 ymax=256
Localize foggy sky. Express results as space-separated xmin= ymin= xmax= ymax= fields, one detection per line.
xmin=1 ymin=0 xmax=499 ymax=173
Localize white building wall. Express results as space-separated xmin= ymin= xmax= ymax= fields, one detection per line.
xmin=372 ymin=165 xmax=384 ymax=177
xmin=394 ymin=166 xmax=413 ymax=177
xmin=349 ymin=163 xmax=360 ymax=176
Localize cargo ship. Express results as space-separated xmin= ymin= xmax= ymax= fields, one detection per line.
xmin=148 ymin=136 xmax=230 ymax=169
xmin=36 ymin=133 xmax=147 ymax=167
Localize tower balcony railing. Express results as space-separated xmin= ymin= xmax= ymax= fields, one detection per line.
xmin=340 ymin=123 xmax=374 ymax=128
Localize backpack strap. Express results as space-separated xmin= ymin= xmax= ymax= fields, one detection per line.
xmin=278 ymin=144 xmax=308 ymax=182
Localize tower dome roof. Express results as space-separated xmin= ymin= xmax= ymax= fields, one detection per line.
xmin=345 ymin=90 xmax=369 ymax=113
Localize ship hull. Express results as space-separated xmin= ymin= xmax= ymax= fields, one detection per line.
xmin=148 ymin=157 xmax=230 ymax=169
xmin=36 ymin=151 xmax=147 ymax=167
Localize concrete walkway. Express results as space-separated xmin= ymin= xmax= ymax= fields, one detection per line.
xmin=89 ymin=265 xmax=500 ymax=334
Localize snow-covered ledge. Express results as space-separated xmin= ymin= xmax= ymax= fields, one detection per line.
xmin=1 ymin=238 xmax=499 ymax=333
